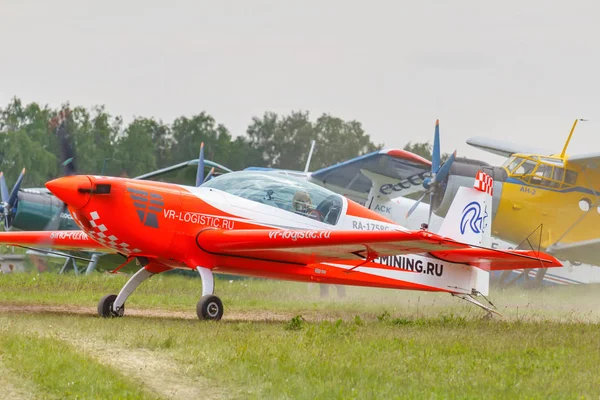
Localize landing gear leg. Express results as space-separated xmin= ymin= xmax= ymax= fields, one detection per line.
xmin=196 ymin=266 xmax=223 ymax=321
xmin=97 ymin=267 xmax=154 ymax=318
xmin=451 ymin=292 xmax=502 ymax=318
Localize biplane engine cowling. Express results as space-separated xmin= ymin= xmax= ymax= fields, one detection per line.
xmin=432 ymin=159 xmax=506 ymax=219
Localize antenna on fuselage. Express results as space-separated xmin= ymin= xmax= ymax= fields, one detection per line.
xmin=304 ymin=140 xmax=316 ymax=173
xmin=560 ymin=118 xmax=588 ymax=159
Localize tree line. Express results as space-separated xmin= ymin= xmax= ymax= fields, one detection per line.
xmin=0 ymin=97 xmax=438 ymax=187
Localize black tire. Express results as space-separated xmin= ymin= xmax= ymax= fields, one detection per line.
xmin=98 ymin=294 xmax=124 ymax=318
xmin=197 ymin=295 xmax=223 ymax=321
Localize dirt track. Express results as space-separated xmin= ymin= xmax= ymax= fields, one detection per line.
xmin=0 ymin=303 xmax=324 ymax=322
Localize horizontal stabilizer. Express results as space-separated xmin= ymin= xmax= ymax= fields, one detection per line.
xmin=430 ymin=247 xmax=562 ymax=270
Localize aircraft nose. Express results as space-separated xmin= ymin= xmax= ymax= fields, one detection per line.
xmin=45 ymin=175 xmax=92 ymax=209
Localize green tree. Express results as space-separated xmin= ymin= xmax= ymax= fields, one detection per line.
xmin=113 ymin=118 xmax=157 ymax=177
xmin=246 ymin=111 xmax=382 ymax=171
xmin=403 ymin=141 xmax=451 ymax=163
xmin=170 ymin=113 xmax=230 ymax=164
xmin=0 ymin=98 xmax=58 ymax=186
xmin=169 ymin=112 xmax=263 ymax=174
xmin=66 ymin=105 xmax=121 ymax=175
xmin=310 ymin=115 xmax=381 ymax=170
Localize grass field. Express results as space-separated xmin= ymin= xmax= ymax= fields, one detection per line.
xmin=1 ymin=272 xmax=600 ymax=399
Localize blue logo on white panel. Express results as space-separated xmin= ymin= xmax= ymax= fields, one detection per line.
xmin=460 ymin=201 xmax=488 ymax=235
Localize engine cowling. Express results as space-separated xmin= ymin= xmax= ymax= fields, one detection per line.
xmin=431 ymin=158 xmax=506 ymax=219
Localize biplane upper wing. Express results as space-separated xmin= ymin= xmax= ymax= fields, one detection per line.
xmin=0 ymin=231 xmax=112 ymax=253
xmin=466 ymin=137 xmax=552 ymax=158
xmin=308 ymin=149 xmax=432 ymax=202
xmin=566 ymin=152 xmax=600 ymax=170
xmin=546 ymin=239 xmax=600 ymax=266
xmin=197 ymin=229 xmax=562 ymax=271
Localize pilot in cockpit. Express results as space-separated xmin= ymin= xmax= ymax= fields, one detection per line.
xmin=292 ymin=190 xmax=321 ymax=221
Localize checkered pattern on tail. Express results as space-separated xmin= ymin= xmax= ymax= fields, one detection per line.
xmin=473 ymin=171 xmax=493 ymax=196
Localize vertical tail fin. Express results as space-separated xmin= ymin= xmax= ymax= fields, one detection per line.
xmin=438 ymin=171 xmax=493 ymax=247
xmin=437 ymin=171 xmax=493 ymax=296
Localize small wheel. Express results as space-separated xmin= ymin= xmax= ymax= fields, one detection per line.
xmin=98 ymin=294 xmax=124 ymax=318
xmin=197 ymin=295 xmax=224 ymax=321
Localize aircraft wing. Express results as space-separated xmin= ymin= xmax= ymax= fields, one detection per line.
xmin=197 ymin=229 xmax=562 ymax=271
xmin=566 ymin=153 xmax=600 ymax=170
xmin=466 ymin=137 xmax=552 ymax=158
xmin=134 ymin=159 xmax=232 ymax=181
xmin=546 ymin=239 xmax=600 ymax=266
xmin=308 ymin=149 xmax=432 ymax=201
xmin=0 ymin=231 xmax=112 ymax=253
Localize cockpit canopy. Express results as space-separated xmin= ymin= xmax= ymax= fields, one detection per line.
xmin=202 ymin=171 xmax=344 ymax=225
xmin=501 ymin=154 xmax=577 ymax=189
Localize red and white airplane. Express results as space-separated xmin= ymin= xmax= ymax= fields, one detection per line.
xmin=0 ymin=170 xmax=561 ymax=320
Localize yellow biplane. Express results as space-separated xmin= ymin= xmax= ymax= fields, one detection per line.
xmin=460 ymin=119 xmax=600 ymax=265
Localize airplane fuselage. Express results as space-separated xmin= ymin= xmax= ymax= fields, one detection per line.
xmin=493 ymin=165 xmax=600 ymax=250
xmin=59 ymin=174 xmax=482 ymax=295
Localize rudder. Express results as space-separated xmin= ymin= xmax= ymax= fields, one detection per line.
xmin=438 ymin=171 xmax=493 ymax=247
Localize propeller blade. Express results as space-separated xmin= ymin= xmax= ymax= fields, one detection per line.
xmin=405 ymin=191 xmax=428 ymax=219
xmin=44 ymin=202 xmax=68 ymax=232
xmin=196 ymin=142 xmax=205 ymax=187
xmin=202 ymin=167 xmax=215 ymax=184
xmin=427 ymin=191 xmax=434 ymax=227
xmin=55 ymin=109 xmax=76 ymax=176
xmin=432 ymin=119 xmax=441 ymax=174
xmin=7 ymin=168 xmax=25 ymax=208
xmin=0 ymin=172 xmax=8 ymax=203
xmin=432 ymin=150 xmax=456 ymax=186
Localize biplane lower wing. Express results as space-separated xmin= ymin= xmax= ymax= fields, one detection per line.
xmin=546 ymin=239 xmax=600 ymax=266
xmin=196 ymin=229 xmax=562 ymax=270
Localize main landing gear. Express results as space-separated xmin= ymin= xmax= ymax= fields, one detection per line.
xmin=97 ymin=264 xmax=223 ymax=321
xmin=195 ymin=266 xmax=223 ymax=321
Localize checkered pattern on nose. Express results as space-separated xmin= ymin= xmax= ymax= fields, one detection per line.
xmin=85 ymin=211 xmax=142 ymax=253
xmin=474 ymin=171 xmax=493 ymax=196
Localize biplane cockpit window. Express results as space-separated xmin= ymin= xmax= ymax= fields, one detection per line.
xmin=552 ymin=168 xmax=564 ymax=182
xmin=511 ymin=159 xmax=536 ymax=176
xmin=505 ymin=155 xmax=577 ymax=189
xmin=202 ymin=171 xmax=344 ymax=225
xmin=503 ymin=157 xmax=525 ymax=173
xmin=530 ymin=164 xmax=558 ymax=187
xmin=565 ymin=170 xmax=578 ymax=185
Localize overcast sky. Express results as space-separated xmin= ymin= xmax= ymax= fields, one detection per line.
xmin=1 ymin=0 xmax=599 ymax=167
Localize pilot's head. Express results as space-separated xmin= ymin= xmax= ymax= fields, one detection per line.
xmin=293 ymin=190 xmax=312 ymax=214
